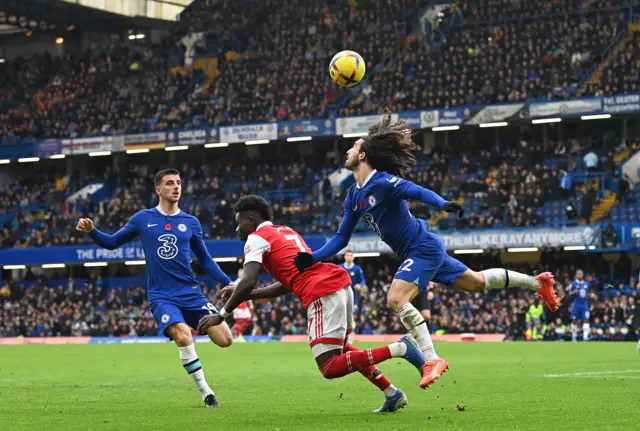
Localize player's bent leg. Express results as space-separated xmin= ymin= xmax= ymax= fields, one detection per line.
xmin=166 ymin=322 xmax=220 ymax=408
xmin=471 ymin=268 xmax=560 ymax=311
xmin=388 ymin=278 xmax=449 ymax=389
xmin=450 ymin=269 xmax=485 ymax=293
xmin=167 ymin=322 xmax=194 ymax=347
xmin=341 ymin=343 xmax=409 ymax=413
xmin=315 ymin=339 xmax=421 ymax=380
xmin=206 ymin=321 xmax=233 ymax=348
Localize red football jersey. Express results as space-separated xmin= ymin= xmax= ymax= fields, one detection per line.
xmin=243 ymin=222 xmax=351 ymax=307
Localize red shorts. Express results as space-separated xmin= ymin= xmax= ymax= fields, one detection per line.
xmin=233 ymin=318 xmax=252 ymax=335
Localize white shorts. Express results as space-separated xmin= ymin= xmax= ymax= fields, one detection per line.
xmin=307 ymin=286 xmax=354 ymax=357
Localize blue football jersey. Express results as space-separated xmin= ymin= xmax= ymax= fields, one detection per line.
xmin=339 ymin=263 xmax=366 ymax=287
xmin=89 ymin=207 xmax=231 ymax=306
xmin=569 ymin=280 xmax=590 ymax=307
xmin=313 ymin=170 xmax=448 ymax=261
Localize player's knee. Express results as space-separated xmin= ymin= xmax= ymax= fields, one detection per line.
xmin=318 ymin=359 xmax=338 ymax=380
xmin=386 ymin=293 xmax=405 ymax=312
xmin=463 ymin=271 xmax=486 ymax=293
xmin=172 ymin=328 xmax=193 ymax=347
xmin=216 ymin=333 xmax=233 ymax=348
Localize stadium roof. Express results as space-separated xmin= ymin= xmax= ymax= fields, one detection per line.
xmin=0 ymin=0 xmax=173 ymax=35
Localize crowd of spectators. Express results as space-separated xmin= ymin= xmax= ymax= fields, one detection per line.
xmin=1 ymin=254 xmax=638 ymax=340
xmin=456 ymin=0 xmax=631 ymax=22
xmin=0 ymin=44 xmax=199 ymax=142
xmin=1 ymin=127 xmax=638 ymax=248
xmin=584 ymin=30 xmax=640 ymax=96
xmin=347 ymin=6 xmax=629 ymax=115
xmin=1 ymin=0 xmax=639 ymax=140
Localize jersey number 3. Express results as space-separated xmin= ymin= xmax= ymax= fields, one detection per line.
xmin=157 ymin=234 xmax=179 ymax=260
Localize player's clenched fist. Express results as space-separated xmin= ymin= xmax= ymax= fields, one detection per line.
xmin=197 ymin=314 xmax=223 ymax=334
xmin=76 ymin=218 xmax=94 ymax=233
xmin=294 ymin=252 xmax=314 ymax=272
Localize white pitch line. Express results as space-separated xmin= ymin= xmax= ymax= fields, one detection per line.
xmin=572 ymin=376 xmax=640 ymax=379
xmin=543 ymin=369 xmax=640 ymax=378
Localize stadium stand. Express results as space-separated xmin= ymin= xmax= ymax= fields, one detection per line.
xmin=2 ymin=252 xmax=638 ymax=339
xmin=344 ymin=3 xmax=634 ymax=115
xmin=1 ymin=0 xmax=640 ymax=344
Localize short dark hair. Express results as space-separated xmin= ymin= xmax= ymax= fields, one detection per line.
xmin=360 ymin=109 xmax=420 ymax=178
xmin=154 ymin=168 xmax=180 ymax=186
xmin=234 ymin=195 xmax=273 ymax=221
xmin=345 ymin=250 xmax=354 ymax=254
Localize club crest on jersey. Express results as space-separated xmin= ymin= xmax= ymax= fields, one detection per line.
xmin=165 ymin=224 xmax=172 ymax=231
xmin=367 ymin=195 xmax=377 ymax=207
xmin=178 ymin=223 xmax=187 ymax=232
xmin=161 ymin=314 xmax=170 ymax=324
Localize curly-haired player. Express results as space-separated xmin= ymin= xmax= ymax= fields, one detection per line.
xmin=294 ymin=110 xmax=560 ymax=389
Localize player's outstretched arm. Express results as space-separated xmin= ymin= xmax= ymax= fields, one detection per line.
xmin=221 ymin=281 xmax=288 ymax=301
xmin=296 ymin=200 xmax=358 ymax=270
xmin=391 ymin=177 xmax=465 ymax=218
xmin=76 ymin=217 xmax=139 ymax=250
xmin=219 ymin=262 xmax=262 ymax=317
xmin=190 ymin=220 xmax=233 ymax=286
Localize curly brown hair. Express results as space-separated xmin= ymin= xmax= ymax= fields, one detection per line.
xmin=360 ymin=110 xmax=420 ymax=178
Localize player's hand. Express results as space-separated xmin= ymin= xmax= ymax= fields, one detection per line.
xmin=197 ymin=314 xmax=224 ymax=334
xmin=294 ymin=252 xmax=314 ymax=272
xmin=76 ymin=218 xmax=94 ymax=233
xmin=220 ymin=285 xmax=236 ymax=301
xmin=443 ymin=201 xmax=465 ymax=219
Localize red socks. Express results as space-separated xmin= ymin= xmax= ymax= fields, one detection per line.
xmin=319 ymin=345 xmax=392 ymax=379
xmin=343 ymin=343 xmax=391 ymax=391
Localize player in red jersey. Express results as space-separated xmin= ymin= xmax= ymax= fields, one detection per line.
xmin=198 ymin=195 xmax=426 ymax=413
xmin=232 ymin=269 xmax=254 ymax=339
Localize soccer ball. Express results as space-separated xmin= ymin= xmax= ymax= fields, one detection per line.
xmin=329 ymin=50 xmax=366 ymax=88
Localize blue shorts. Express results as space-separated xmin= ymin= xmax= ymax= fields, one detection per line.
xmin=151 ymin=298 xmax=219 ymax=338
xmin=571 ymin=305 xmax=590 ymax=321
xmin=394 ymin=234 xmax=468 ymax=291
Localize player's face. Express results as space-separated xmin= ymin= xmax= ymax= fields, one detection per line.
xmin=576 ymin=270 xmax=584 ymax=280
xmin=344 ymin=252 xmax=354 ymax=264
xmin=345 ymin=139 xmax=365 ymax=170
xmin=235 ymin=212 xmax=256 ymax=242
xmin=156 ymin=174 xmax=181 ymax=203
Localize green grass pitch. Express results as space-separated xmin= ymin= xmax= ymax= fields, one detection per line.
xmin=1 ymin=342 xmax=638 ymax=430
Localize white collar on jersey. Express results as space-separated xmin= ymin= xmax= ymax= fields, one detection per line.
xmin=356 ymin=169 xmax=378 ymax=189
xmin=256 ymin=221 xmax=273 ymax=230
xmin=156 ymin=205 xmax=181 ymax=216
xmin=343 ymin=262 xmax=355 ymax=269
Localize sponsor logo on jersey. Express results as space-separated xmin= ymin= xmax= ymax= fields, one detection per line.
xmin=178 ymin=223 xmax=187 ymax=232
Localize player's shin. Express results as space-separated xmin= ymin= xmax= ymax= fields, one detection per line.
xmin=319 ymin=344 xmax=410 ymax=379
xmin=481 ymin=268 xmax=539 ymax=291
xmin=396 ymin=303 xmax=438 ymax=361
xmin=179 ymin=344 xmax=214 ymax=398
xmin=344 ymin=343 xmax=397 ymax=397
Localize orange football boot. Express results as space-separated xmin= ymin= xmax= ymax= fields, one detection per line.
xmin=419 ymin=358 xmax=450 ymax=389
xmin=535 ymin=271 xmax=560 ymax=311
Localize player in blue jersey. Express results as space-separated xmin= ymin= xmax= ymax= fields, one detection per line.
xmin=76 ymin=168 xmax=233 ymax=408
xmin=339 ymin=250 xmax=366 ymax=316
xmin=568 ymin=269 xmax=591 ymax=341
xmin=294 ymin=111 xmax=560 ymax=389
